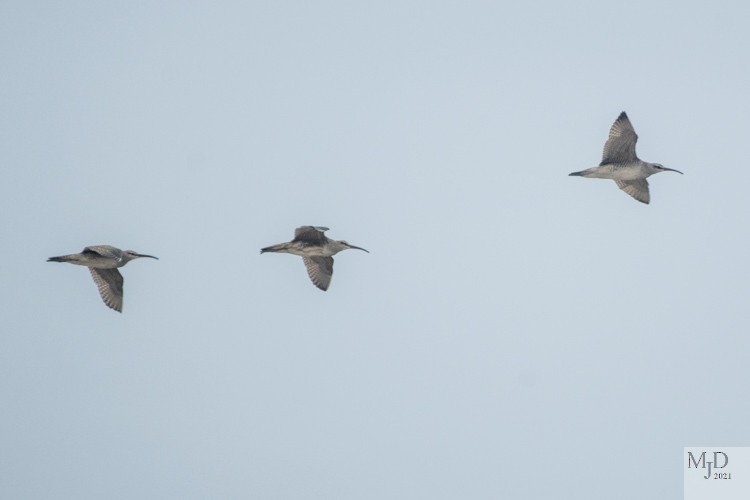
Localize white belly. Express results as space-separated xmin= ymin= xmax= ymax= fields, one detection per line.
xmin=581 ymin=163 xmax=645 ymax=180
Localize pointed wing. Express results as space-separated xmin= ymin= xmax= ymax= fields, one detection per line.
xmin=293 ymin=226 xmax=329 ymax=244
xmin=615 ymin=179 xmax=650 ymax=204
xmin=89 ymin=268 xmax=124 ymax=312
xmin=601 ymin=112 xmax=639 ymax=165
xmin=83 ymin=245 xmax=123 ymax=261
xmin=302 ymin=256 xmax=334 ymax=291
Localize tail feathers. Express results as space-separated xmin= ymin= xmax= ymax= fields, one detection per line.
xmin=47 ymin=254 xmax=78 ymax=263
xmin=260 ymin=243 xmax=291 ymax=254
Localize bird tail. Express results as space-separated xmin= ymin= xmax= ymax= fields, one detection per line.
xmin=260 ymin=243 xmax=293 ymax=254
xmin=47 ymin=254 xmax=79 ymax=263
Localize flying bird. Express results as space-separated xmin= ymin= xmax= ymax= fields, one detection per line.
xmin=261 ymin=226 xmax=368 ymax=291
xmin=569 ymin=112 xmax=682 ymax=204
xmin=48 ymin=245 xmax=158 ymax=312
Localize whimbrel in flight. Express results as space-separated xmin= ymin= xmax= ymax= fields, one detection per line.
xmin=48 ymin=245 xmax=158 ymax=312
xmin=569 ymin=112 xmax=683 ymax=204
xmin=261 ymin=226 xmax=368 ymax=291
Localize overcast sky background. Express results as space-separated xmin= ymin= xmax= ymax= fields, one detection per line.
xmin=2 ymin=1 xmax=749 ymax=498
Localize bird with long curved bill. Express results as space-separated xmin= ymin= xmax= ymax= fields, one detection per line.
xmin=569 ymin=112 xmax=683 ymax=204
xmin=261 ymin=226 xmax=368 ymax=291
xmin=48 ymin=245 xmax=158 ymax=312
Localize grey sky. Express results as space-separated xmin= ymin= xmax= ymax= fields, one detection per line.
xmin=1 ymin=1 xmax=749 ymax=498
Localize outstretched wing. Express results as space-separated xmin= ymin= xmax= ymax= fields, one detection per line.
xmin=89 ymin=268 xmax=124 ymax=312
xmin=615 ymin=179 xmax=650 ymax=204
xmin=83 ymin=245 xmax=123 ymax=262
xmin=302 ymin=256 xmax=334 ymax=291
xmin=601 ymin=112 xmax=639 ymax=165
xmin=293 ymin=226 xmax=329 ymax=244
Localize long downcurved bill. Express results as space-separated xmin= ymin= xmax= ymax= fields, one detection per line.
xmin=134 ymin=253 xmax=159 ymax=259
